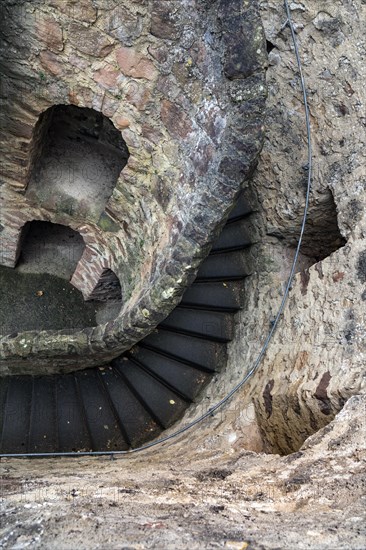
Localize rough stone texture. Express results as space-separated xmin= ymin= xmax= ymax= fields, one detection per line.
xmin=221 ymin=0 xmax=366 ymax=455
xmin=0 ymin=0 xmax=267 ymax=372
xmin=86 ymin=268 xmax=122 ymax=302
xmin=0 ymin=396 xmax=365 ymax=549
xmin=0 ymin=0 xmax=365 ymax=547
xmin=140 ymin=0 xmax=366 ymax=461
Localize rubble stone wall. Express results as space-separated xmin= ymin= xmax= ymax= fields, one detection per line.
xmin=166 ymin=0 xmax=366 ymax=457
xmin=0 ymin=0 xmax=267 ymax=372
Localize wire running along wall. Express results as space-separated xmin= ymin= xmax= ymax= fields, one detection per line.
xmin=0 ymin=0 xmax=312 ymax=459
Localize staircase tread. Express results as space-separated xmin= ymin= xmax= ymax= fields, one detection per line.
xmin=160 ymin=307 xmax=235 ymax=342
xmin=139 ymin=329 xmax=226 ymax=372
xmin=196 ymin=250 xmax=251 ymax=281
xmin=227 ymin=193 xmax=252 ymax=222
xmin=1 ymin=376 xmax=32 ymax=453
xmin=128 ymin=347 xmax=211 ymax=401
xmin=56 ymin=374 xmax=92 ymax=452
xmin=75 ymin=370 xmax=129 ymax=452
xmin=99 ymin=367 xmax=162 ymax=448
xmin=29 ymin=377 xmax=57 ymax=452
xmin=211 ymin=218 xmax=251 ymax=253
xmin=180 ymin=280 xmax=243 ymax=311
xmin=113 ymin=358 xmax=190 ymax=429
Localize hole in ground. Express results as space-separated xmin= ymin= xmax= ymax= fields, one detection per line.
xmin=252 ymin=388 xmax=347 ymax=456
xmin=267 ymin=189 xmax=347 ymax=263
xmin=0 ymin=221 xmax=120 ymax=334
xmin=300 ymin=191 xmax=347 ymax=262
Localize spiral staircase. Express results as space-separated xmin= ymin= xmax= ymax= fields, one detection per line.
xmin=0 ymin=192 xmax=253 ymax=454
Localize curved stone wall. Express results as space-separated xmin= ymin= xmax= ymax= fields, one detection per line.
xmin=0 ymin=0 xmax=267 ymax=373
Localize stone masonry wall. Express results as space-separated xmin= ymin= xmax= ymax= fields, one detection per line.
xmin=0 ymin=0 xmax=267 ymax=372
xmin=162 ymin=0 xmax=366 ymax=457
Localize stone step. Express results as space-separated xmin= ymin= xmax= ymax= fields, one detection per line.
xmin=128 ymin=346 xmax=211 ymax=402
xmin=160 ymin=307 xmax=235 ymax=343
xmin=180 ymin=280 xmax=243 ymax=311
xmin=113 ymin=358 xmax=189 ymax=430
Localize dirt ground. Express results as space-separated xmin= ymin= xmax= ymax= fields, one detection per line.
xmin=1 ymin=395 xmax=365 ymax=549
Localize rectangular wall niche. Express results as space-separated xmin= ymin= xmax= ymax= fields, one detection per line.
xmin=26 ymin=104 xmax=129 ymax=222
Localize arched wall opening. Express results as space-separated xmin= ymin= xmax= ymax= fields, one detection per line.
xmin=0 ymin=220 xmax=98 ymax=334
xmin=25 ymin=104 xmax=130 ymax=221
xmin=86 ymin=268 xmax=122 ymax=302
xmin=17 ymin=221 xmax=123 ymax=306
xmin=17 ymin=220 xmax=86 ymax=279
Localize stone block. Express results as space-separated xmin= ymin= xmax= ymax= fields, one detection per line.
xmin=116 ymin=47 xmax=157 ymax=81
xmin=68 ymin=23 xmax=114 ymax=57
xmin=39 ymin=50 xmax=65 ymax=77
xmin=93 ymin=65 xmax=119 ymax=90
xmin=49 ymin=0 xmax=97 ymax=24
xmin=150 ymin=1 xmax=181 ymax=40
xmin=36 ymin=14 xmax=64 ymax=53
xmin=160 ymin=99 xmax=192 ymax=139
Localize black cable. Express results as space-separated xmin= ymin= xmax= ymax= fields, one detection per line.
xmin=0 ymin=0 xmax=312 ymax=460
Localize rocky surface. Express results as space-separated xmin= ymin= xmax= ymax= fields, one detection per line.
xmin=173 ymin=0 xmax=366 ymax=455
xmin=0 ymin=395 xmax=365 ymax=549
xmin=226 ymin=0 xmax=366 ymax=454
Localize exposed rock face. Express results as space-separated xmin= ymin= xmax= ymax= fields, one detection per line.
xmin=226 ymin=0 xmax=366 ymax=455
xmin=173 ymin=0 xmax=366 ymax=455
xmin=0 ymin=0 xmax=267 ymax=373
xmin=1 ymin=395 xmax=365 ymax=549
